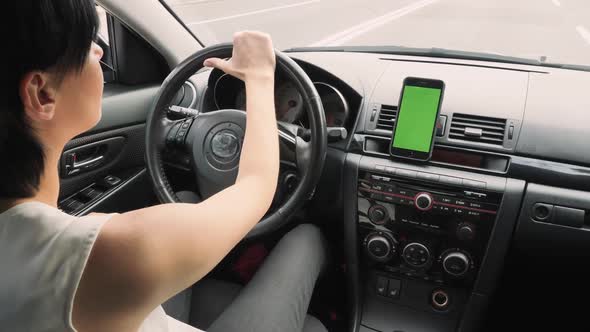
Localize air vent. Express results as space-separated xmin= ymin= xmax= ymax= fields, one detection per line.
xmin=376 ymin=105 xmax=397 ymax=131
xmin=449 ymin=113 xmax=507 ymax=146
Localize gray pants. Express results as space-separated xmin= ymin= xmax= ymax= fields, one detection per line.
xmin=205 ymin=224 xmax=328 ymax=332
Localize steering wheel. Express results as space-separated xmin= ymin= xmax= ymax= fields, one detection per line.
xmin=145 ymin=43 xmax=327 ymax=239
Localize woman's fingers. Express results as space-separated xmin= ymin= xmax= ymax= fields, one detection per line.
xmin=203 ymin=57 xmax=227 ymax=70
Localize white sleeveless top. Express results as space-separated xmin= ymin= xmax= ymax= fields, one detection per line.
xmin=0 ymin=201 xmax=202 ymax=332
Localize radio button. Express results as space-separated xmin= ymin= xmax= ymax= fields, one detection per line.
xmin=467 ymin=211 xmax=481 ymax=217
xmin=469 ymin=202 xmax=498 ymax=213
xmin=453 ymin=199 xmax=467 ymax=206
xmin=453 ymin=208 xmax=466 ymax=215
xmin=383 ymin=195 xmax=398 ymax=203
xmin=439 ymin=196 xmax=453 ymax=204
xmin=467 ymin=201 xmax=482 ymax=209
xmin=397 ymin=188 xmax=415 ymax=196
xmin=437 ymin=205 xmax=452 ymax=214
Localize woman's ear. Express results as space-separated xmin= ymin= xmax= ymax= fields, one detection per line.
xmin=19 ymin=71 xmax=57 ymax=122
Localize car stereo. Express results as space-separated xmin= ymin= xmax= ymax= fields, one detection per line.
xmin=357 ymin=170 xmax=502 ymax=289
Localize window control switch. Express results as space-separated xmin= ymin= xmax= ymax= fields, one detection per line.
xmin=103 ymin=175 xmax=121 ymax=187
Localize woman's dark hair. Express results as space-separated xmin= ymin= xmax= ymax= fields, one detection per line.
xmin=0 ymin=0 xmax=99 ymax=198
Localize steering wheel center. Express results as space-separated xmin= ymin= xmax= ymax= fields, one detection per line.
xmin=211 ymin=130 xmax=239 ymax=159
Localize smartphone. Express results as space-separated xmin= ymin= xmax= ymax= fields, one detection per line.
xmin=390 ymin=77 xmax=445 ymax=161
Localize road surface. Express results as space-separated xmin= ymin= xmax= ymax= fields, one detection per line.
xmin=166 ymin=0 xmax=590 ymax=66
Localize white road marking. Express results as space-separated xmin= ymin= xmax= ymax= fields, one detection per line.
xmin=576 ymin=26 xmax=590 ymax=45
xmin=309 ymin=0 xmax=440 ymax=47
xmin=551 ymin=0 xmax=561 ymax=7
xmin=186 ymin=0 xmax=320 ymax=26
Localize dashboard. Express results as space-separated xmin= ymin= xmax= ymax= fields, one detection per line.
xmin=185 ymin=50 xmax=590 ymax=332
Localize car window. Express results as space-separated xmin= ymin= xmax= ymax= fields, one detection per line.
xmin=162 ymin=0 xmax=590 ymax=68
xmin=96 ymin=5 xmax=109 ymax=44
xmin=96 ymin=4 xmax=115 ymax=82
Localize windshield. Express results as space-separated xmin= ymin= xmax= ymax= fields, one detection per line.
xmin=164 ymin=0 xmax=590 ymax=67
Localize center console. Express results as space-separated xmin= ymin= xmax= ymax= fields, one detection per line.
xmin=345 ymin=154 xmax=522 ymax=332
xmin=359 ymin=168 xmax=501 ymax=302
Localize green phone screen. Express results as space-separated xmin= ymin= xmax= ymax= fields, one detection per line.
xmin=392 ymin=85 xmax=442 ymax=152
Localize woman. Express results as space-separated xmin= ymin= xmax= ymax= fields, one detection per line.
xmin=0 ymin=1 xmax=326 ymax=331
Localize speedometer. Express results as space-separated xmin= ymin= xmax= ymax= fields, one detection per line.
xmin=235 ymin=81 xmax=304 ymax=123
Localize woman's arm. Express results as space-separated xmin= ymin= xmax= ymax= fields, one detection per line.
xmin=73 ymin=31 xmax=279 ymax=330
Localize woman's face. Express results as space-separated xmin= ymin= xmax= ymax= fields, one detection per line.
xmin=52 ymin=42 xmax=104 ymax=141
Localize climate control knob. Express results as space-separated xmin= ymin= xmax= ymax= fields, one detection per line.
xmin=365 ymin=233 xmax=395 ymax=262
xmin=402 ymin=242 xmax=431 ymax=268
xmin=414 ymin=192 xmax=433 ymax=211
xmin=442 ymin=251 xmax=471 ymax=277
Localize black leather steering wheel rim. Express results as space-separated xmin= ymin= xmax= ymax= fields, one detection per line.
xmin=145 ymin=43 xmax=327 ymax=239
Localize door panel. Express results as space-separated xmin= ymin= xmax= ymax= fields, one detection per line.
xmin=90 ymin=84 xmax=160 ymax=134
xmin=58 ymin=84 xmax=160 ymax=215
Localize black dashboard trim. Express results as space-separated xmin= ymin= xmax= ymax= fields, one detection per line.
xmin=356 ymin=134 xmax=512 ymax=176
xmin=358 ymin=156 xmax=507 ymax=193
xmin=380 ymin=57 xmax=549 ymax=74
xmin=345 ymin=98 xmax=365 ymax=152
xmin=508 ymin=156 xmax=590 ymax=192
xmin=352 ymin=134 xmax=590 ymax=192
xmin=343 ymin=153 xmax=363 ymax=332
xmin=472 ymin=178 xmax=525 ymax=295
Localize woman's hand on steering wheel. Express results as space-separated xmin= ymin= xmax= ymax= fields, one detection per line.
xmin=145 ymin=39 xmax=327 ymax=239
xmin=203 ymin=31 xmax=276 ymax=83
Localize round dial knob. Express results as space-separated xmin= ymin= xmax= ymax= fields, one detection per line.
xmin=456 ymin=223 xmax=476 ymax=241
xmin=402 ymin=242 xmax=431 ymax=268
xmin=414 ymin=193 xmax=433 ymax=211
xmin=368 ymin=205 xmax=388 ymax=225
xmin=442 ymin=251 xmax=471 ymax=277
xmin=365 ymin=233 xmax=394 ymax=262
